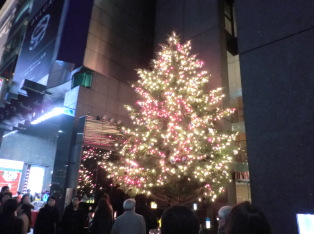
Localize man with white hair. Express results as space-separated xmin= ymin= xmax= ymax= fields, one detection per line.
xmin=111 ymin=198 xmax=146 ymax=234
xmin=217 ymin=205 xmax=232 ymax=234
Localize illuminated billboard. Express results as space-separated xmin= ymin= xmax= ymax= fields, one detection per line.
xmin=0 ymin=77 xmax=3 ymax=92
xmin=0 ymin=77 xmax=4 ymax=101
xmin=13 ymin=0 xmax=65 ymax=90
xmin=0 ymin=158 xmax=24 ymax=195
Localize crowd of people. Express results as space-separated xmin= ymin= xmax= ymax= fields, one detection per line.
xmin=217 ymin=201 xmax=272 ymax=234
xmin=159 ymin=200 xmax=272 ymax=234
xmin=0 ymin=185 xmax=272 ymax=234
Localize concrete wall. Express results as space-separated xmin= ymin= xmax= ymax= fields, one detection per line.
xmin=236 ymin=1 xmax=314 ymax=233
xmin=0 ymin=118 xmax=59 ymax=192
xmin=0 ymin=114 xmax=74 ymax=197
xmin=83 ymin=0 xmax=155 ymax=83
xmin=70 ymin=72 xmax=137 ymax=126
xmin=60 ymin=0 xmax=156 ymax=194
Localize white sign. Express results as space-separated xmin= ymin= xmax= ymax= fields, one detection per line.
xmin=0 ymin=158 xmax=24 ymax=171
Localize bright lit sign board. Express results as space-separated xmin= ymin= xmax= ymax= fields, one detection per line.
xmin=31 ymin=106 xmax=75 ymax=125
xmin=297 ymin=214 xmax=314 ymax=234
xmin=13 ymin=0 xmax=64 ymax=91
xmin=0 ymin=78 xmax=3 ymax=90
xmin=0 ymin=158 xmax=24 ymax=195
xmin=0 ymin=77 xmax=3 ymax=98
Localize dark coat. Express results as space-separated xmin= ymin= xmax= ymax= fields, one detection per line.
xmin=0 ymin=212 xmax=23 ymax=234
xmin=60 ymin=205 xmax=87 ymax=234
xmin=135 ymin=205 xmax=158 ymax=234
xmin=34 ymin=204 xmax=60 ymax=234
xmin=90 ymin=210 xmax=113 ymax=234
xmin=218 ymin=226 xmax=226 ymax=234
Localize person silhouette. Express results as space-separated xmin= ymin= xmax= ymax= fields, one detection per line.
xmin=34 ymin=196 xmax=59 ymax=234
xmin=226 ymin=201 xmax=271 ymax=234
xmin=217 ymin=206 xmax=232 ymax=234
xmin=111 ymin=198 xmax=146 ymax=234
xmin=135 ymin=194 xmax=158 ymax=234
xmin=161 ymin=205 xmax=200 ymax=234
xmin=0 ymin=198 xmax=23 ymax=234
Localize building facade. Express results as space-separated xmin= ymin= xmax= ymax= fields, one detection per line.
xmin=0 ymin=0 xmax=156 ymax=206
xmin=236 ymin=1 xmax=314 ymax=233
xmin=0 ymin=0 xmax=248 ymax=215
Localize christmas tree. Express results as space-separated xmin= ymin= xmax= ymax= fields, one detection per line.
xmin=77 ymin=146 xmax=113 ymax=198
xmin=103 ymin=32 xmax=238 ymax=204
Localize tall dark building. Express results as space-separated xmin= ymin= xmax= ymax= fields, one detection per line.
xmin=236 ymin=1 xmax=314 ymax=233
xmin=0 ymin=0 xmax=157 ymax=207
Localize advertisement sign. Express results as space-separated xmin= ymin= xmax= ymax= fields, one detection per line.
xmin=297 ymin=214 xmax=314 ymax=234
xmin=0 ymin=77 xmax=3 ymax=95
xmin=13 ymin=0 xmax=65 ymax=89
xmin=0 ymin=159 xmax=24 ymax=195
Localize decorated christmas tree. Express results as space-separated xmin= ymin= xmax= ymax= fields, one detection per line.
xmin=77 ymin=146 xmax=113 ymax=198
xmin=103 ymin=32 xmax=238 ymax=204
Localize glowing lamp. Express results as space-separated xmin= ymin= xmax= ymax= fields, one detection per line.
xmin=205 ymin=217 xmax=211 ymax=229
xmin=151 ymin=201 xmax=158 ymax=209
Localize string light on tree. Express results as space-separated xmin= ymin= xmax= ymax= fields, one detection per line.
xmin=77 ymin=146 xmax=112 ymax=196
xmin=104 ymin=32 xmax=238 ymax=204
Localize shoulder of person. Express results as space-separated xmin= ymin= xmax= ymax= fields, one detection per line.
xmin=64 ymin=204 xmax=73 ymax=212
xmin=52 ymin=207 xmax=59 ymax=215
xmin=16 ymin=216 xmax=24 ymax=225
xmin=38 ymin=207 xmax=45 ymax=212
xmin=136 ymin=212 xmax=145 ymax=218
xmin=19 ymin=214 xmax=29 ymax=222
xmin=114 ymin=214 xmax=124 ymax=222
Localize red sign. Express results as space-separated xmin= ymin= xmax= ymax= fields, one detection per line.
xmin=0 ymin=159 xmax=24 ymax=195
xmin=0 ymin=171 xmax=22 ymax=195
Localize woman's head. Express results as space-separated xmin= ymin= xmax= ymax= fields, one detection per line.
xmin=96 ymin=198 xmax=111 ymax=215
xmin=1 ymin=192 xmax=12 ymax=204
xmin=1 ymin=186 xmax=10 ymax=194
xmin=161 ymin=205 xmax=200 ymax=234
xmin=101 ymin=193 xmax=110 ymax=201
xmin=226 ymin=201 xmax=271 ymax=234
xmin=21 ymin=194 xmax=30 ymax=204
xmin=3 ymin=198 xmax=18 ymax=214
xmin=98 ymin=198 xmax=109 ymax=209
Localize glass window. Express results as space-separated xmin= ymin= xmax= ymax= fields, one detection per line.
xmin=72 ymin=68 xmax=93 ymax=88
